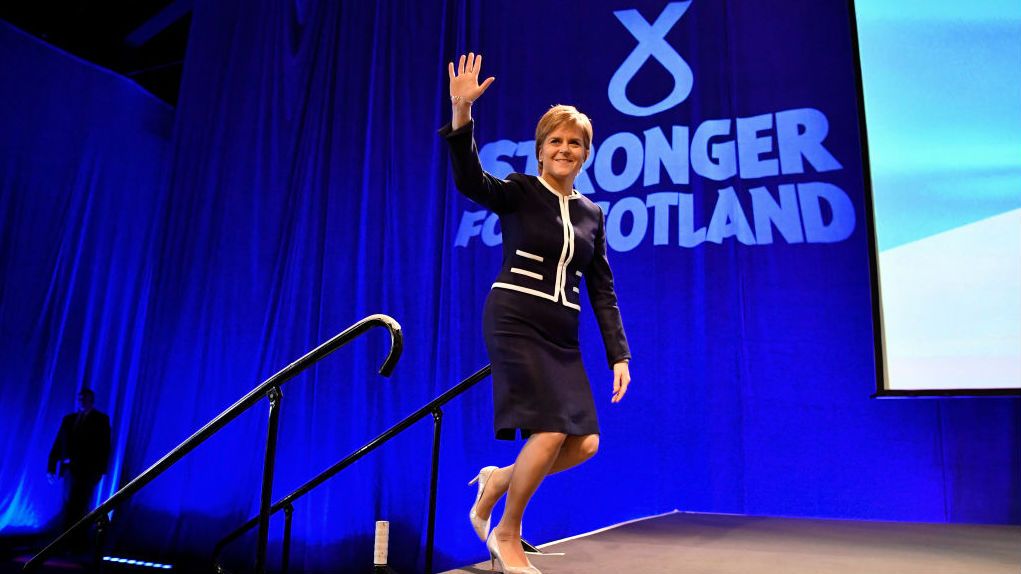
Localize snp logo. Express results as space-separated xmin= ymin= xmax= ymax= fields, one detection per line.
xmin=608 ymin=1 xmax=693 ymax=117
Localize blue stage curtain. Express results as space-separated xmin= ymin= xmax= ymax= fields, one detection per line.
xmin=106 ymin=1 xmax=498 ymax=570
xmin=1 ymin=2 xmax=1019 ymax=573
xmin=0 ymin=21 xmax=172 ymax=533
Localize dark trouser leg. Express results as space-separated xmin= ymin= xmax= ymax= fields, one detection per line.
xmin=63 ymin=474 xmax=99 ymax=553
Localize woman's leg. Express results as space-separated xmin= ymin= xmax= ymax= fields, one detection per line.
xmin=549 ymin=434 xmax=600 ymax=474
xmin=476 ymin=434 xmax=599 ymax=520
xmin=490 ymin=431 xmax=566 ymax=567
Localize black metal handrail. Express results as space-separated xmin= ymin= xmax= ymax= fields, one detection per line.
xmin=24 ymin=314 xmax=403 ymax=573
xmin=212 ymin=364 xmax=492 ymax=574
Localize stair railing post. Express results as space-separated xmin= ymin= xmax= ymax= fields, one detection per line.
xmin=93 ymin=513 xmax=110 ymax=574
xmin=256 ymin=386 xmax=283 ymax=574
xmin=281 ymin=503 xmax=294 ymax=574
xmin=425 ymin=407 xmax=444 ymax=574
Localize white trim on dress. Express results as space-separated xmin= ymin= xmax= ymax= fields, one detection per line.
xmin=515 ymin=249 xmax=544 ymax=262
xmin=510 ymin=267 xmax=543 ymax=281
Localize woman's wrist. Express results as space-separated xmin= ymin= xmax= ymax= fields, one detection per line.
xmin=451 ymin=95 xmax=473 ymax=130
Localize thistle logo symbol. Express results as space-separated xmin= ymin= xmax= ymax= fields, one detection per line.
xmin=608 ymin=1 xmax=693 ymax=117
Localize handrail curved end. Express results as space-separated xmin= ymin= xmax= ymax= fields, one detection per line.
xmin=362 ymin=314 xmax=403 ymax=377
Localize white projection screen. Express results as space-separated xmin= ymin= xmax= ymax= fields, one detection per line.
xmin=851 ymin=0 xmax=1021 ymax=395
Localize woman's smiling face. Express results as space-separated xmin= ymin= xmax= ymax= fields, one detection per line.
xmin=539 ymin=123 xmax=588 ymax=182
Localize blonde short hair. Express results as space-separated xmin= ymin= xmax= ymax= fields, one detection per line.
xmin=534 ymin=105 xmax=593 ymax=175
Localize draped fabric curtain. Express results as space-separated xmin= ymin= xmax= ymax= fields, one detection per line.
xmin=0 ymin=20 xmax=171 ymax=536
xmin=1 ymin=2 xmax=1019 ymax=573
xmin=109 ymin=1 xmax=493 ymax=569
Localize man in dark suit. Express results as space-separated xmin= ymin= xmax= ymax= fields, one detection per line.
xmin=48 ymin=388 xmax=111 ymax=547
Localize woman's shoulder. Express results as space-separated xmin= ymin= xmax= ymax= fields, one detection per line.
xmin=507 ymin=172 xmax=538 ymax=185
xmin=571 ymin=191 xmax=604 ymax=216
xmin=503 ymin=173 xmax=545 ymax=195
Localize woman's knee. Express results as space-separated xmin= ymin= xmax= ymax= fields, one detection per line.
xmin=531 ymin=431 xmax=567 ymax=453
xmin=579 ymin=434 xmax=599 ymax=459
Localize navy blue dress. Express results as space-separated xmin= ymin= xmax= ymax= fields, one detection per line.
xmin=441 ymin=120 xmax=631 ymax=440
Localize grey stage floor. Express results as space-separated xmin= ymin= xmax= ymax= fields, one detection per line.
xmin=441 ymin=511 xmax=1021 ymax=574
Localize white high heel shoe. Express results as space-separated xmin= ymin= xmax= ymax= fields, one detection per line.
xmin=469 ymin=466 xmax=499 ymax=541
xmin=486 ymin=532 xmax=541 ymax=574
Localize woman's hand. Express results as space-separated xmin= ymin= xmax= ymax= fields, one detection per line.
xmin=448 ymin=52 xmax=495 ymax=104
xmin=611 ymin=361 xmax=631 ymax=403
xmin=448 ymin=52 xmax=494 ymax=129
